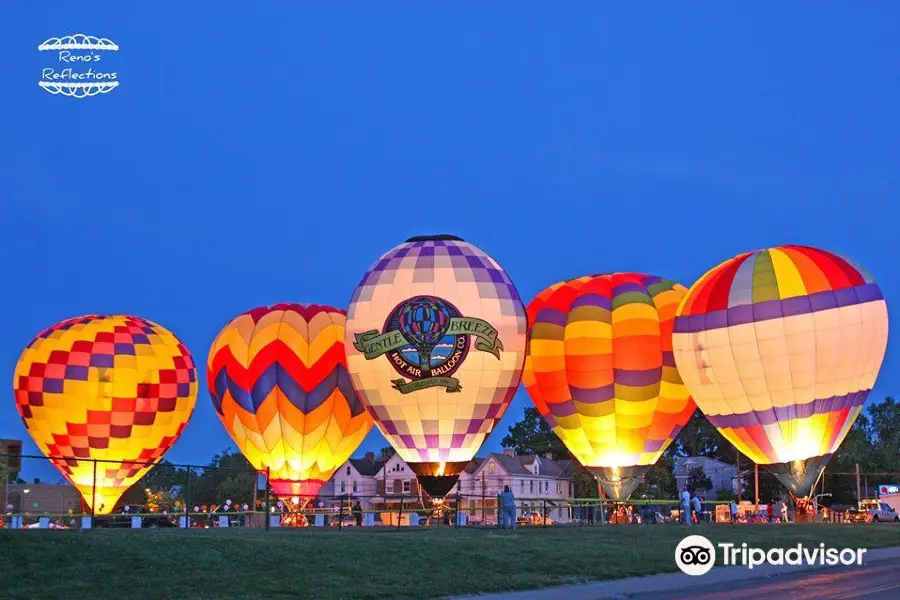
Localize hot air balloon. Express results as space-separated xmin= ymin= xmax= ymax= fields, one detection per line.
xmin=672 ymin=245 xmax=889 ymax=512
xmin=523 ymin=273 xmax=696 ymax=500
xmin=345 ymin=235 xmax=527 ymax=508
xmin=13 ymin=315 xmax=197 ymax=514
xmin=207 ymin=304 xmax=373 ymax=505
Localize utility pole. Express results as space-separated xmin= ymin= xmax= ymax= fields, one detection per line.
xmin=856 ymin=463 xmax=861 ymax=505
xmin=754 ymin=463 xmax=759 ymax=513
xmin=736 ymin=451 xmax=742 ymax=503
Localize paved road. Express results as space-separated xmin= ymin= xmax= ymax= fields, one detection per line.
xmin=634 ymin=561 xmax=900 ymax=600
xmin=452 ymin=547 xmax=900 ymax=600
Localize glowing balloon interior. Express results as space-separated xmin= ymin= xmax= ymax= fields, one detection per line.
xmin=345 ymin=235 xmax=527 ymax=499
xmin=13 ymin=315 xmax=198 ymax=514
xmin=523 ymin=273 xmax=696 ymax=500
xmin=207 ymin=304 xmax=372 ymax=501
xmin=672 ymin=245 xmax=889 ymax=499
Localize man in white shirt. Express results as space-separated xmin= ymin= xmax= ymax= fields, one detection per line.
xmin=681 ymin=489 xmax=692 ymax=526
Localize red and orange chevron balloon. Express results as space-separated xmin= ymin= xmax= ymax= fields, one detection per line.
xmin=13 ymin=315 xmax=198 ymax=514
xmin=208 ymin=304 xmax=373 ymax=501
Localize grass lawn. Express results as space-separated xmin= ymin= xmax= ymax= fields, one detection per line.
xmin=1 ymin=524 xmax=898 ymax=600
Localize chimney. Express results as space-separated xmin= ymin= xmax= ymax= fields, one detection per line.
xmin=503 ymin=448 xmax=516 ymax=457
xmin=544 ymin=453 xmax=553 ymax=460
xmin=365 ymin=452 xmax=374 ymax=461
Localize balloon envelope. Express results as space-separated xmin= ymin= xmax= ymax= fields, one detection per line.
xmin=208 ymin=303 xmax=372 ymax=501
xmin=672 ymin=245 xmax=889 ymax=497
xmin=523 ymin=273 xmax=696 ymax=500
xmin=345 ymin=235 xmax=527 ymax=498
xmin=13 ymin=315 xmax=197 ymax=514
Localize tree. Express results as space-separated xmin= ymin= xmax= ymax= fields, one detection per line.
xmin=742 ymin=467 xmax=784 ymax=504
xmin=633 ymin=447 xmax=679 ymax=500
xmin=867 ymin=396 xmax=900 ymax=471
xmin=379 ymin=446 xmax=396 ymax=461
xmin=714 ymin=487 xmax=737 ymax=502
xmin=686 ymin=466 xmax=713 ymax=496
xmin=500 ymin=407 xmax=571 ymax=460
xmin=676 ymin=411 xmax=734 ymax=461
xmin=188 ymin=449 xmax=256 ymax=506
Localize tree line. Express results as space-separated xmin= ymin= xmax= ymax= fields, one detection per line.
xmin=92 ymin=396 xmax=900 ymax=510
xmin=500 ymin=396 xmax=900 ymax=505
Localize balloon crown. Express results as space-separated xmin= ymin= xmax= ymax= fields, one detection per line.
xmin=405 ymin=234 xmax=464 ymax=242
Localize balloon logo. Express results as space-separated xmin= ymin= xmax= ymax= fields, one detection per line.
xmin=346 ymin=235 xmax=526 ymax=499
xmin=387 ymin=295 xmax=471 ymax=383
xmin=13 ymin=315 xmax=197 ymax=514
xmin=672 ymin=245 xmax=889 ymax=500
xmin=208 ymin=304 xmax=373 ymax=502
xmin=395 ymin=296 xmax=454 ymax=371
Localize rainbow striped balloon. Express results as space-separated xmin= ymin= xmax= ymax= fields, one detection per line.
xmin=208 ymin=304 xmax=373 ymax=501
xmin=523 ymin=273 xmax=696 ymax=500
xmin=672 ymin=245 xmax=889 ymax=497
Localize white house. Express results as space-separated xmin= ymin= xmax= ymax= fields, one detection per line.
xmin=327 ymin=452 xmax=387 ymax=509
xmin=321 ymin=449 xmax=575 ymax=523
xmin=673 ymin=456 xmax=738 ymax=500
xmin=450 ymin=449 xmax=574 ymax=524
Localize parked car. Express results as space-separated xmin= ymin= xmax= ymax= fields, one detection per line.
xmin=859 ymin=499 xmax=899 ymax=522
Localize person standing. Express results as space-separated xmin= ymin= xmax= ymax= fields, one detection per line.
xmin=691 ymin=494 xmax=702 ymax=524
xmin=730 ymin=500 xmax=738 ymax=524
xmin=499 ymin=485 xmax=517 ymax=529
xmin=352 ymin=501 xmax=363 ymax=527
xmin=780 ymin=501 xmax=789 ymax=524
xmin=766 ymin=502 xmax=775 ymax=523
xmin=681 ymin=488 xmax=692 ymax=526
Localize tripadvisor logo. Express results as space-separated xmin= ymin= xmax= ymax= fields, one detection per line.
xmin=675 ymin=534 xmax=868 ymax=576
xmin=352 ymin=295 xmax=503 ymax=394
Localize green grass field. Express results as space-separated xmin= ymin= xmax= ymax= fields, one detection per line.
xmin=2 ymin=524 xmax=898 ymax=600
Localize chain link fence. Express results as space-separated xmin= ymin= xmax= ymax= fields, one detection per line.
xmin=4 ymin=453 xmax=897 ymax=531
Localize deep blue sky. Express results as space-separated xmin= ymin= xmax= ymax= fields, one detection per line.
xmin=2 ymin=3 xmax=897 ymax=466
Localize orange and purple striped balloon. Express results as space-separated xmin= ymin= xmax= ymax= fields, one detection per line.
xmin=523 ymin=273 xmax=696 ymax=499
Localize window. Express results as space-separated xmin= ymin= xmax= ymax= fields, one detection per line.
xmin=557 ymin=482 xmax=561 ymax=494
xmin=534 ymin=462 xmax=539 ymax=476
xmin=488 ymin=462 xmax=496 ymax=475
xmin=402 ymin=480 xmax=411 ymax=494
xmin=529 ymin=481 xmax=534 ymax=493
xmin=544 ymin=481 xmax=548 ymax=493
xmin=340 ymin=481 xmax=346 ymax=493
xmin=520 ymin=480 xmax=524 ymax=492
xmin=352 ymin=481 xmax=358 ymax=493
xmin=346 ymin=466 xmax=351 ymax=475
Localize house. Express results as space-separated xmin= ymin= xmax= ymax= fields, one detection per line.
xmin=450 ymin=449 xmax=574 ymax=524
xmin=674 ymin=456 xmax=738 ymax=500
xmin=322 ymin=449 xmax=575 ymax=523
xmin=367 ymin=452 xmax=422 ymax=512
xmin=329 ymin=452 xmax=386 ymax=507
xmin=6 ymin=483 xmax=84 ymax=515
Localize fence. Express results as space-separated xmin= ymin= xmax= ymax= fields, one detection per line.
xmin=3 ymin=453 xmax=898 ymax=531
